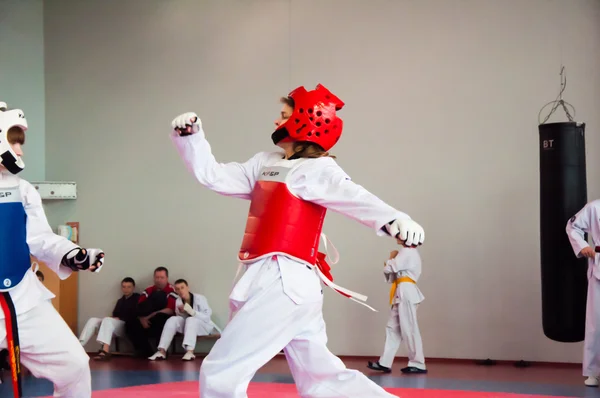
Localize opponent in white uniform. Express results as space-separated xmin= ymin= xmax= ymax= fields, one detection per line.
xmin=368 ymin=246 xmax=426 ymax=374
xmin=0 ymin=102 xmax=105 ymax=398
xmin=171 ymin=84 xmax=425 ymax=397
xmin=150 ymin=279 xmax=219 ymax=361
xmin=566 ymin=200 xmax=600 ymax=387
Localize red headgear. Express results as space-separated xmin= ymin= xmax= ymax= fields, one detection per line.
xmin=271 ymin=84 xmax=345 ymax=152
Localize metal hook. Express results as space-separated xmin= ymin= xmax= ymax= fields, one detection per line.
xmin=538 ymin=65 xmax=576 ymax=124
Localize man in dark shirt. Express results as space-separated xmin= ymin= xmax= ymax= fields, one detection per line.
xmin=78 ymin=277 xmax=140 ymax=360
xmin=125 ymin=267 xmax=177 ymax=357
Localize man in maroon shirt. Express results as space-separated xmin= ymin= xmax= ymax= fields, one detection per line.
xmin=125 ymin=267 xmax=177 ymax=357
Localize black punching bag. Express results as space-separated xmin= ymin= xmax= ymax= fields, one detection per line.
xmin=539 ymin=121 xmax=588 ymax=343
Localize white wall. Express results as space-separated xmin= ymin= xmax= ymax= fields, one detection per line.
xmin=43 ymin=0 xmax=600 ymax=362
xmin=0 ymin=0 xmax=45 ymax=181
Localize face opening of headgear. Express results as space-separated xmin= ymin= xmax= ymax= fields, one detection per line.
xmin=0 ymin=101 xmax=27 ymax=174
xmin=271 ymin=84 xmax=345 ymax=152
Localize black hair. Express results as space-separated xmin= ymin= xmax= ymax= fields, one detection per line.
xmin=121 ymin=277 xmax=135 ymax=286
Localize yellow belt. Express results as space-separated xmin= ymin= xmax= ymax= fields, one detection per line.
xmin=389 ymin=276 xmax=416 ymax=305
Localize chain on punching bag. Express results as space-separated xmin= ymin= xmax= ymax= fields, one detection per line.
xmin=538 ymin=67 xmax=588 ymax=343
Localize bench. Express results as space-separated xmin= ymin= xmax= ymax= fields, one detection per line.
xmin=168 ymin=332 xmax=221 ymax=355
xmin=113 ymin=320 xmax=222 ymax=356
xmin=112 ymin=333 xmax=220 ymax=356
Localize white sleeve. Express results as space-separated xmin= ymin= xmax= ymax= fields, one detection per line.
xmin=193 ymin=294 xmax=212 ymax=322
xmin=566 ymin=203 xmax=593 ymax=257
xmin=290 ymin=159 xmax=411 ymax=236
xmin=383 ymin=260 xmax=395 ymax=275
xmin=170 ymin=129 xmax=270 ymax=200
xmin=383 ymin=260 xmax=397 ymax=283
xmin=175 ymin=297 xmax=185 ymax=317
xmin=23 ymin=181 xmax=78 ymax=280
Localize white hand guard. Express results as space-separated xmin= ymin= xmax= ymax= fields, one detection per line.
xmin=385 ymin=219 xmax=425 ymax=247
xmin=183 ymin=302 xmax=196 ymax=317
xmin=61 ymin=248 xmax=104 ymax=272
xmin=171 ymin=112 xmax=201 ymax=136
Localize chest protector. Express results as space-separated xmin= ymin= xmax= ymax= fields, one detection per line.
xmin=238 ymin=159 xmax=376 ymax=312
xmin=238 ymin=160 xmax=326 ymax=266
xmin=0 ymin=184 xmax=31 ymax=292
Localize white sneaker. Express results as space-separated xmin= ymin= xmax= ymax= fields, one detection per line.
xmin=148 ymin=351 xmax=166 ymax=361
xmin=585 ymin=376 xmax=599 ymax=387
xmin=182 ymin=351 xmax=195 ymax=361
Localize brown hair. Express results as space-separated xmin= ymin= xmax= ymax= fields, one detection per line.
xmin=280 ymin=96 xmax=295 ymax=108
xmin=7 ymin=126 xmax=25 ymax=145
xmin=280 ymin=96 xmax=336 ymax=159
xmin=291 ymin=141 xmax=335 ymax=159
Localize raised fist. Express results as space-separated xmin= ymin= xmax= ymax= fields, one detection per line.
xmin=172 ymin=112 xmax=201 ymax=136
xmin=386 ymin=219 xmax=425 ymax=247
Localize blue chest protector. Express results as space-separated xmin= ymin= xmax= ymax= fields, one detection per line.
xmin=0 ymin=185 xmax=31 ymax=291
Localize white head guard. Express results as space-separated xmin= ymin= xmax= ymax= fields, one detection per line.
xmin=0 ymin=101 xmax=27 ymax=174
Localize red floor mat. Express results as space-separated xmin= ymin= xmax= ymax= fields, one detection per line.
xmin=65 ymin=381 xmax=571 ymax=397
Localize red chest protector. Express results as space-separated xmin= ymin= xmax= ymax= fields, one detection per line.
xmin=238 ymin=162 xmax=325 ymax=266
xmin=237 ymin=159 xmax=376 ymax=312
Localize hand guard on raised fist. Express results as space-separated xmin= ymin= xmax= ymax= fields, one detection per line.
xmin=172 ymin=112 xmax=201 ymax=136
xmin=385 ymin=219 xmax=425 ymax=247
xmin=61 ymin=248 xmax=104 ymax=272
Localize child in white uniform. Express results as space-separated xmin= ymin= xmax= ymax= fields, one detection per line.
xmin=149 ymin=279 xmax=219 ymax=361
xmin=368 ymin=245 xmax=426 ymax=374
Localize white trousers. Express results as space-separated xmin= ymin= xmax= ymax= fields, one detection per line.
xmin=584 ymin=275 xmax=600 ymax=376
xmin=199 ymin=261 xmax=397 ymax=398
xmin=378 ymin=300 xmax=426 ymax=370
xmin=79 ymin=317 xmax=125 ymax=347
xmin=0 ymin=300 xmax=91 ymax=397
xmin=159 ymin=316 xmax=212 ymax=351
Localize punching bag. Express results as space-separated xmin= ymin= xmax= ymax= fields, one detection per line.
xmin=539 ymin=121 xmax=588 ymax=343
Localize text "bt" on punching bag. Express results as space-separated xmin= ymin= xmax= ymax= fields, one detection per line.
xmin=539 ymin=121 xmax=587 ymax=343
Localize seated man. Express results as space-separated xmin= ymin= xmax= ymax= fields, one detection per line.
xmin=125 ymin=266 xmax=177 ymax=357
xmin=149 ymin=279 xmax=217 ymax=361
xmin=78 ymin=277 xmax=139 ymax=360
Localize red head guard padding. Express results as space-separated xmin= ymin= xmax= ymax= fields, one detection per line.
xmin=271 ymin=84 xmax=345 ymax=152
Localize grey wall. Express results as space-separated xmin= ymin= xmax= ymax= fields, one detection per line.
xmin=43 ymin=0 xmax=600 ymax=362
xmin=0 ymin=0 xmax=45 ymax=181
